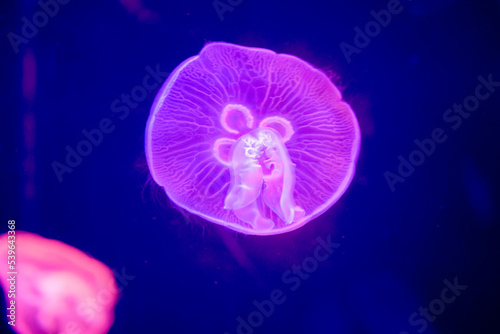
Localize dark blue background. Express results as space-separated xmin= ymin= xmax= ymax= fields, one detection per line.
xmin=1 ymin=0 xmax=500 ymax=333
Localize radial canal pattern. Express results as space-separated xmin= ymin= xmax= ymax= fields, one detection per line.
xmin=145 ymin=42 xmax=361 ymax=235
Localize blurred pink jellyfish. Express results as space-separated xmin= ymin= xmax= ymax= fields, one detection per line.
xmin=0 ymin=231 xmax=118 ymax=334
xmin=145 ymin=42 xmax=361 ymax=235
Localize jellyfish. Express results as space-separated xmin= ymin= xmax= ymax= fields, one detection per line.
xmin=145 ymin=42 xmax=361 ymax=235
xmin=0 ymin=231 xmax=118 ymax=334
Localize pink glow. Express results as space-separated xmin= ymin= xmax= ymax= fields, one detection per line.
xmin=118 ymin=0 xmax=159 ymax=23
xmin=23 ymin=112 xmax=36 ymax=200
xmin=0 ymin=232 xmax=118 ymax=334
xmin=22 ymin=49 xmax=36 ymax=106
xmin=224 ymin=128 xmax=304 ymax=230
xmin=258 ymin=116 xmax=294 ymax=142
xmin=145 ymin=42 xmax=361 ymax=235
xmin=22 ymin=49 xmax=37 ymax=201
xmin=213 ymin=137 xmax=236 ymax=166
xmin=220 ymin=104 xmax=254 ymax=134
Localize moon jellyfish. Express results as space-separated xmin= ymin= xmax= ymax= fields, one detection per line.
xmin=0 ymin=231 xmax=118 ymax=334
xmin=145 ymin=42 xmax=361 ymax=235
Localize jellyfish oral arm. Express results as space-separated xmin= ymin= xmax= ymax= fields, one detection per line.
xmin=224 ymin=161 xmax=263 ymax=210
xmin=262 ymin=140 xmax=304 ymax=225
xmin=223 ymin=128 xmax=303 ymax=230
xmin=224 ymin=138 xmax=273 ymax=230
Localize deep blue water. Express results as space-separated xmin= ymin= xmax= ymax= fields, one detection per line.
xmin=1 ymin=0 xmax=500 ymax=333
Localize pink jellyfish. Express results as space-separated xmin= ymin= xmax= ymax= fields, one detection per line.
xmin=0 ymin=231 xmax=118 ymax=334
xmin=145 ymin=42 xmax=361 ymax=235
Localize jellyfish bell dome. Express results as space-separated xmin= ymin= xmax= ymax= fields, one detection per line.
xmin=0 ymin=231 xmax=118 ymax=334
xmin=145 ymin=42 xmax=361 ymax=235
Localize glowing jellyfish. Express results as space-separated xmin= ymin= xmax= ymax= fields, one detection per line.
xmin=145 ymin=42 xmax=361 ymax=235
xmin=0 ymin=231 xmax=118 ymax=334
